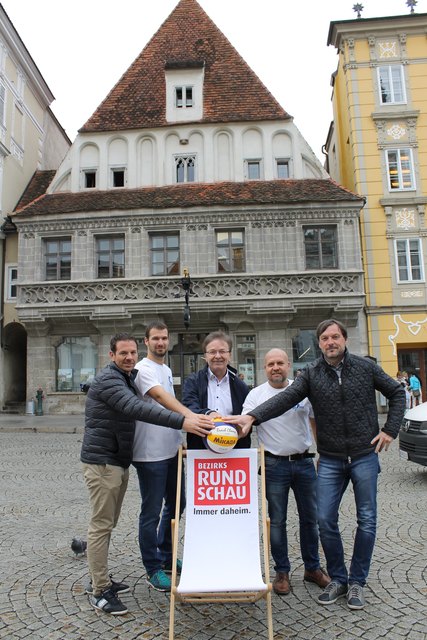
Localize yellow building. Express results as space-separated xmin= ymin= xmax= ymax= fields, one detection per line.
xmin=326 ymin=11 xmax=427 ymax=396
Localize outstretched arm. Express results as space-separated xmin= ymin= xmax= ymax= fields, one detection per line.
xmin=147 ymin=384 xmax=214 ymax=436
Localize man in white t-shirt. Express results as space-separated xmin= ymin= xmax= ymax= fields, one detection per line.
xmin=133 ymin=321 xmax=212 ymax=593
xmin=242 ymin=348 xmax=330 ymax=596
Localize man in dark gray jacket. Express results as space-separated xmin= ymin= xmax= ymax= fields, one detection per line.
xmin=227 ymin=319 xmax=405 ymax=611
xmin=81 ymin=332 xmax=212 ymax=616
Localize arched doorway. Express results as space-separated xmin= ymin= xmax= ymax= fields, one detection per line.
xmin=2 ymin=322 xmax=27 ymax=409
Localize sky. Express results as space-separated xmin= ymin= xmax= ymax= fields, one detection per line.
xmin=3 ymin=0 xmax=424 ymax=161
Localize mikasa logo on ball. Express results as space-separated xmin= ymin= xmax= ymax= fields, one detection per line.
xmin=194 ymin=458 xmax=250 ymax=505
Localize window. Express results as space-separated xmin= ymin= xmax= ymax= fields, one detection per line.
xmin=175 ymin=86 xmax=193 ymax=108
xmin=111 ymin=168 xmax=125 ymax=187
xmin=216 ymin=230 xmax=245 ymax=272
xmin=150 ymin=233 xmax=180 ymax=276
xmin=236 ymin=335 xmax=256 ymax=388
xmin=378 ymin=66 xmax=406 ymax=104
xmin=395 ymin=238 xmax=424 ymax=282
xmin=56 ymin=337 xmax=97 ymax=392
xmin=45 ymin=238 xmax=71 ymax=280
xmin=5 ymin=265 xmax=17 ymax=300
xmin=292 ymin=330 xmax=321 ymax=375
xmin=84 ymin=170 xmax=96 ymax=188
xmin=276 ymin=159 xmax=289 ymax=179
xmin=304 ymin=226 xmax=338 ymax=269
xmin=96 ymin=236 xmax=125 ymax=278
xmin=245 ymin=160 xmax=261 ymax=180
xmin=386 ymin=149 xmax=415 ymax=191
xmin=175 ymin=155 xmax=195 ymax=183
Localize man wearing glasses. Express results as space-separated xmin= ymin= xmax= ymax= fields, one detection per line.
xmin=183 ymin=331 xmax=251 ymax=449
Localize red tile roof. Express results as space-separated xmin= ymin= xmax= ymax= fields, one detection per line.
xmin=80 ymin=0 xmax=289 ymax=133
xmin=14 ymin=170 xmax=57 ymax=211
xmin=14 ymin=179 xmax=363 ymax=218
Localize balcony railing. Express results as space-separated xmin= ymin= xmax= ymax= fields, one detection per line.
xmin=17 ymin=271 xmax=364 ymax=316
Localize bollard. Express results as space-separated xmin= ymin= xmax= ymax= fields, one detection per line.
xmin=35 ymin=388 xmax=44 ymax=416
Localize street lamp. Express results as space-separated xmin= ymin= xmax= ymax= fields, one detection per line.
xmin=181 ymin=267 xmax=192 ymax=329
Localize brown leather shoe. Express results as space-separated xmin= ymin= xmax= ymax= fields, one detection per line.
xmin=303 ymin=567 xmax=331 ymax=588
xmin=273 ymin=571 xmax=290 ymax=595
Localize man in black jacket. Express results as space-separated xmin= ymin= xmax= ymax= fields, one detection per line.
xmin=81 ymin=332 xmax=212 ymax=615
xmin=182 ymin=330 xmax=251 ymax=449
xmin=226 ymin=319 xmax=405 ymax=611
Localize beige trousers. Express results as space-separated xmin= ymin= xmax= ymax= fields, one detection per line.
xmin=82 ymin=463 xmax=129 ymax=595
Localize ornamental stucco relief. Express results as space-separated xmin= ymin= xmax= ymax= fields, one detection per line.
xmin=19 ymin=273 xmax=363 ymax=307
xmin=395 ymin=208 xmax=415 ymax=230
xmin=378 ymin=41 xmax=397 ymax=58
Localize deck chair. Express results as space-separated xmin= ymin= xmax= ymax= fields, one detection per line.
xmin=169 ymin=445 xmax=273 ymax=640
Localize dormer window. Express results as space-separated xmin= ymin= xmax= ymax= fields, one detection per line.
xmin=176 ymin=86 xmax=193 ymax=108
xmin=276 ymin=159 xmax=290 ymax=179
xmin=165 ymin=64 xmax=204 ymax=122
xmin=84 ymin=170 xmax=96 ymax=189
xmin=111 ymin=168 xmax=126 ymax=188
xmin=245 ymin=160 xmax=262 ymax=180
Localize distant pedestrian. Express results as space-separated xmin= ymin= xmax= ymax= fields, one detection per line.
xmin=408 ymin=372 xmax=422 ymax=407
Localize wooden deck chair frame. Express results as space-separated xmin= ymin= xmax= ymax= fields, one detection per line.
xmin=169 ymin=445 xmax=273 ymax=640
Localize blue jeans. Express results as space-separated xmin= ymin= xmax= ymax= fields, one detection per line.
xmin=317 ymin=452 xmax=380 ymax=587
xmin=265 ymin=456 xmax=320 ymax=574
xmin=133 ymin=454 xmax=185 ymax=576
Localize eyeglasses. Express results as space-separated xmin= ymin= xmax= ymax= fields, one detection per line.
xmin=205 ymin=350 xmax=230 ymax=356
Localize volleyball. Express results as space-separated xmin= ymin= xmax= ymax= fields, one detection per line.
xmin=205 ymin=419 xmax=239 ymax=454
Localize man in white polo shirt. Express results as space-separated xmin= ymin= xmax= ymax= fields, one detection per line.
xmin=242 ymin=348 xmax=330 ymax=596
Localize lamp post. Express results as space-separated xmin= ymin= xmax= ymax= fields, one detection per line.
xmin=180 ymin=267 xmax=192 ymax=329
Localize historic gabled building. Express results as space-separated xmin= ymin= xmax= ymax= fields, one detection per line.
xmin=12 ymin=0 xmax=365 ymax=412
xmin=0 ymin=4 xmax=70 ymax=411
xmin=326 ymin=9 xmax=427 ymax=394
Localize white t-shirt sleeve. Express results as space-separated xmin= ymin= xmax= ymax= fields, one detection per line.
xmin=134 ymin=363 xmax=162 ymax=397
xmin=242 ymin=388 xmax=259 ymax=415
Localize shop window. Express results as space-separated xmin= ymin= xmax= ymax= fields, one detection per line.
xmin=56 ymin=337 xmax=97 ymax=392
xmin=236 ymin=334 xmax=256 ymax=388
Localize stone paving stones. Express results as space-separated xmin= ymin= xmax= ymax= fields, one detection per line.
xmin=0 ymin=423 xmax=426 ymax=640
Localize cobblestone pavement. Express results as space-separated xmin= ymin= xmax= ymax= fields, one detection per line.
xmin=0 ymin=419 xmax=426 ymax=640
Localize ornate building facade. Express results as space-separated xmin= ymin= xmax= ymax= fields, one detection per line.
xmin=12 ymin=0 xmax=365 ymax=412
xmin=0 ymin=4 xmax=70 ymax=411
xmin=326 ymin=10 xmax=427 ymax=395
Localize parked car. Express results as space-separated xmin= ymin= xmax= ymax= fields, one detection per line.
xmin=399 ymin=402 xmax=427 ymax=467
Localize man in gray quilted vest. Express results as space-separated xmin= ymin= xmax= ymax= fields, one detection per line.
xmin=227 ymin=319 xmax=405 ymax=611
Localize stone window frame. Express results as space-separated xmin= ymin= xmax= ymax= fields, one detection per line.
xmin=303 ymin=225 xmax=338 ymax=270
xmin=378 ymin=65 xmax=406 ymax=105
xmin=149 ymin=231 xmax=180 ymax=276
xmin=216 ymin=228 xmax=246 ymax=273
xmin=95 ymin=234 xmax=125 ymax=279
xmin=386 ymin=148 xmax=416 ymax=191
xmin=44 ymin=237 xmax=72 ymax=281
xmin=394 ymin=237 xmax=424 ymax=283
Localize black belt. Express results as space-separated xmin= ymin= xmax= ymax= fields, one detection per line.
xmin=264 ymin=450 xmax=315 ymax=461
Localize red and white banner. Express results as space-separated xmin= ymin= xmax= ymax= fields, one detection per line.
xmin=178 ymin=448 xmax=267 ymax=593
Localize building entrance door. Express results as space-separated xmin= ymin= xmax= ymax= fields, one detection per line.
xmin=397 ymin=348 xmax=427 ymax=402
